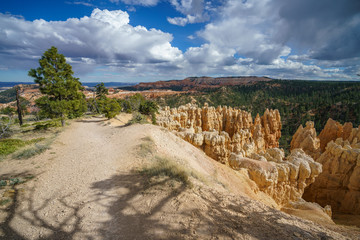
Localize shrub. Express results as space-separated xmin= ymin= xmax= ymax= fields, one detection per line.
xmin=139 ymin=100 xmax=159 ymax=124
xmin=101 ymin=98 xmax=122 ymax=119
xmin=33 ymin=119 xmax=62 ymax=130
xmin=118 ymin=99 xmax=132 ymax=113
xmin=128 ymin=113 xmax=148 ymax=125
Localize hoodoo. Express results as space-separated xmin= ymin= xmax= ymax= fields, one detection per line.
xmin=157 ymin=103 xmax=323 ymax=207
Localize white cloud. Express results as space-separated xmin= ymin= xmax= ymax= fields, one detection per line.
xmin=0 ymin=9 xmax=183 ymax=76
xmin=0 ymin=1 xmax=359 ymax=82
xmin=167 ymin=0 xmax=210 ymax=26
xmin=182 ymin=0 xmax=360 ymax=80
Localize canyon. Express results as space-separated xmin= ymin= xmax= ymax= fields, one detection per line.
xmin=157 ymin=103 xmax=360 ymax=217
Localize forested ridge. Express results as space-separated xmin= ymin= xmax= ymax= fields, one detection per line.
xmin=157 ymin=80 xmax=360 ymax=151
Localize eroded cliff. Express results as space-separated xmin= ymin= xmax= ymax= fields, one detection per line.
xmin=157 ymin=103 xmax=281 ymax=164
xmin=157 ymin=104 xmax=323 ymax=207
xmin=302 ymin=123 xmax=360 ymax=214
xmin=291 ymin=119 xmax=360 ymax=214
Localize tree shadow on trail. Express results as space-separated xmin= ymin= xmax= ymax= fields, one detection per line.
xmin=91 ymin=173 xmax=187 ymax=240
xmin=0 ymin=186 xmax=86 ymax=240
xmin=91 ymin=173 xmax=341 ymax=240
xmin=0 ymin=171 xmax=346 ymax=240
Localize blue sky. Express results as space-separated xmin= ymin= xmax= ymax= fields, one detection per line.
xmin=0 ymin=0 xmax=359 ymax=83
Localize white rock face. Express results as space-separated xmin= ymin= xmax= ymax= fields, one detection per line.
xmin=229 ymin=149 xmax=322 ymax=205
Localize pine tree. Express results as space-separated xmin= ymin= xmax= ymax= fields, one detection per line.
xmin=28 ymin=46 xmax=86 ymax=126
xmin=95 ymin=82 xmax=108 ymax=100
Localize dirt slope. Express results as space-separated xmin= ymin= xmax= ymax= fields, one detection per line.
xmin=0 ymin=116 xmax=357 ymax=239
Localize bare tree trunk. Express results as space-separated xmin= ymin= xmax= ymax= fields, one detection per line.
xmin=61 ymin=113 xmax=65 ymax=127
xmin=16 ymin=86 xmax=23 ymax=126
xmin=93 ymin=92 xmax=100 ymax=113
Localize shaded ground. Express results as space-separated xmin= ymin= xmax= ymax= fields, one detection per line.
xmin=0 ymin=116 xmax=358 ymax=239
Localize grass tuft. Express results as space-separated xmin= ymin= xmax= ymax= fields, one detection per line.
xmin=33 ymin=119 xmax=62 ymax=130
xmin=0 ymin=137 xmax=46 ymax=157
xmin=0 ymin=139 xmax=26 ymax=155
xmin=128 ymin=112 xmax=149 ymax=125
xmin=0 ymin=198 xmax=11 ymax=206
xmin=137 ymin=136 xmax=155 ymax=157
xmin=14 ymin=137 xmax=53 ymax=159
xmin=14 ymin=144 xmax=50 ymax=159
xmin=140 ymin=156 xmax=191 ymax=187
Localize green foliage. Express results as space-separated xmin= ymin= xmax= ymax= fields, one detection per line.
xmin=0 ymin=199 xmax=11 ymax=206
xmin=28 ymin=46 xmax=86 ymax=125
xmin=118 ymin=99 xmax=132 ymax=113
xmin=139 ymin=100 xmax=158 ymax=115
xmin=128 ymin=93 xmax=146 ymax=111
xmin=139 ymin=100 xmax=159 ymax=124
xmin=98 ymin=98 xmax=122 ymax=119
xmin=95 ymin=82 xmax=108 ymax=100
xmin=19 ymin=96 xmax=30 ymax=116
xmin=0 ymin=106 xmax=15 ymax=115
xmin=0 ymin=88 xmax=17 ymax=103
xmin=139 ymin=156 xmax=191 ymax=187
xmin=14 ymin=143 xmax=50 ymax=159
xmin=128 ymin=112 xmax=148 ymax=125
xmin=0 ymin=139 xmax=26 ymax=155
xmin=0 ymin=137 xmax=45 ymax=156
xmin=33 ymin=119 xmax=62 ymax=130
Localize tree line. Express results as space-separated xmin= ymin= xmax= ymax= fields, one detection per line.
xmin=157 ymin=80 xmax=360 ymax=151
xmin=1 ymin=46 xmax=158 ymax=136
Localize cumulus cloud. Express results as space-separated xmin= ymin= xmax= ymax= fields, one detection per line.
xmin=0 ymin=1 xmax=359 ymax=82
xmin=0 ymin=9 xmax=183 ymax=76
xmin=167 ymin=0 xmax=211 ymax=26
xmin=187 ymin=0 xmax=359 ymax=79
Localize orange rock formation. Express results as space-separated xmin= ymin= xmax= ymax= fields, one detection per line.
xmin=157 ymin=104 xmax=324 ymax=206
xmin=157 ymin=103 xmax=281 ymax=164
xmin=292 ymin=119 xmax=360 ymax=214
xmin=290 ymin=121 xmax=321 ymax=159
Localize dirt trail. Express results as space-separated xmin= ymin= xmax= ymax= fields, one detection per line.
xmin=1 ymin=118 xmax=147 ymax=239
xmin=0 ymin=117 xmax=358 ymax=239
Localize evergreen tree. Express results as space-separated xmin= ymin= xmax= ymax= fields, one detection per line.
xmin=28 ymin=46 xmax=86 ymax=126
xmin=95 ymin=82 xmax=108 ymax=100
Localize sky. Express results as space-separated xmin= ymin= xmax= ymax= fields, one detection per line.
xmin=0 ymin=0 xmax=359 ymax=83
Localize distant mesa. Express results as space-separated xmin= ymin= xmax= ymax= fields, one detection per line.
xmin=121 ymin=76 xmax=272 ymax=91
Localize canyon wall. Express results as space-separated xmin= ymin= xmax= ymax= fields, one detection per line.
xmin=157 ymin=103 xmax=281 ymax=164
xmin=157 ymin=104 xmax=322 ymax=206
xmin=294 ymin=120 xmax=360 ymax=214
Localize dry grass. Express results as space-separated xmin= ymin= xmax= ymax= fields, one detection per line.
xmin=14 ymin=135 xmax=56 ymax=159
xmin=137 ymin=136 xmax=155 ymax=157
xmin=139 ymin=156 xmax=192 ymax=187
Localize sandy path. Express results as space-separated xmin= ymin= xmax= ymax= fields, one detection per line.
xmin=2 ymin=118 xmax=142 ymax=240
xmin=1 ymin=118 xmax=357 ymax=240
